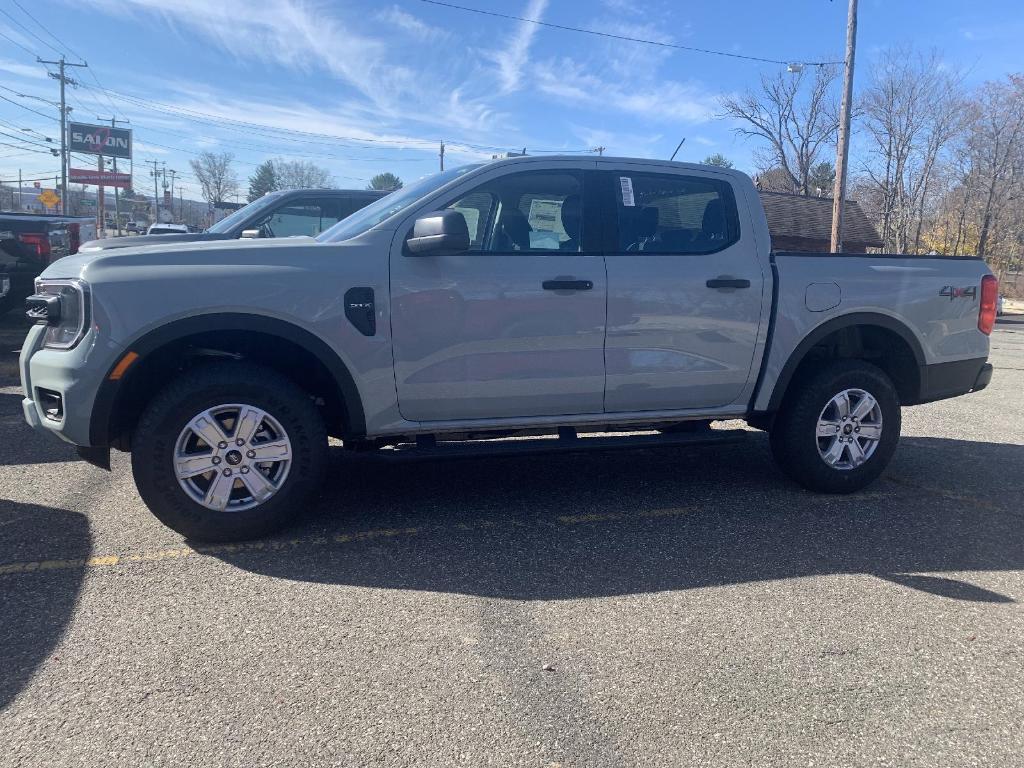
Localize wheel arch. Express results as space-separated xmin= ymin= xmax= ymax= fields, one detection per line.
xmin=90 ymin=312 xmax=366 ymax=448
xmin=762 ymin=312 xmax=926 ymax=415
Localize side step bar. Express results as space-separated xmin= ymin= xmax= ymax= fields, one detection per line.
xmin=368 ymin=428 xmax=751 ymax=463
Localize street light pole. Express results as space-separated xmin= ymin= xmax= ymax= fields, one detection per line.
xmin=830 ymin=0 xmax=858 ymax=253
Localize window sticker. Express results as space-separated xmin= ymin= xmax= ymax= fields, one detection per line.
xmin=619 ymin=176 xmax=635 ymax=207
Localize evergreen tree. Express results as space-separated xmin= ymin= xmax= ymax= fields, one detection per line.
xmin=367 ymin=172 xmax=403 ymax=191
xmin=248 ymin=160 xmax=278 ymax=202
xmin=702 ymin=153 xmax=734 ymax=168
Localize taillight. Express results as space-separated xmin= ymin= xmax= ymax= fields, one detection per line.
xmin=979 ymin=274 xmax=998 ymax=335
xmin=17 ymin=232 xmax=51 ymax=261
xmin=68 ymin=223 xmax=81 ymax=255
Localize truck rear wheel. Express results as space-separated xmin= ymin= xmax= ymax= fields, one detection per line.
xmin=131 ymin=362 xmax=328 ymax=541
xmin=769 ymin=360 xmax=900 ymax=494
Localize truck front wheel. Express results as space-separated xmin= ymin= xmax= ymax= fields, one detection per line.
xmin=131 ymin=361 xmax=328 ymax=541
xmin=769 ymin=360 xmax=900 ymax=494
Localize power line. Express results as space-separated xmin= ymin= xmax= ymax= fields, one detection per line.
xmin=96 ymin=86 xmax=589 ymax=155
xmin=10 ymin=0 xmax=85 ymax=61
xmin=0 ymin=27 xmax=37 ymax=57
xmin=7 ymin=0 xmax=123 ymax=119
xmin=419 ymin=0 xmax=842 ymax=67
xmin=0 ymin=93 xmax=55 ymax=121
xmin=0 ymin=7 xmax=69 ymax=58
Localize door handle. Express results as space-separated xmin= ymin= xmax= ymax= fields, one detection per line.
xmin=543 ymin=279 xmax=593 ymax=291
xmin=706 ymin=276 xmax=751 ymax=290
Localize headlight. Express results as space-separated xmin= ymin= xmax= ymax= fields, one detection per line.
xmin=26 ymin=279 xmax=90 ymax=350
xmin=0 ymin=274 xmax=9 ymax=299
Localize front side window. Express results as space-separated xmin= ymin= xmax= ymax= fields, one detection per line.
xmin=207 ymin=191 xmax=284 ymax=234
xmin=254 ymin=199 xmax=339 ymax=237
xmin=443 ymin=171 xmax=584 ymax=253
xmin=615 ymin=172 xmax=739 ymax=254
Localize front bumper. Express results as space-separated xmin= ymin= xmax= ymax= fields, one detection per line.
xmin=20 ymin=322 xmax=108 ymax=448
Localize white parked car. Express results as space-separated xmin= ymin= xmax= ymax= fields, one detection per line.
xmin=146 ymin=223 xmax=189 ymax=236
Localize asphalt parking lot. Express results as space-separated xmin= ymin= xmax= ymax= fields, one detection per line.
xmin=1 ymin=313 xmax=1022 ymax=767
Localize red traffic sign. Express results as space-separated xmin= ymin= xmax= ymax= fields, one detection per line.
xmin=69 ymin=168 xmax=132 ymax=188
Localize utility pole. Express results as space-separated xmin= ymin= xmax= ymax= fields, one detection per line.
xmin=830 ymin=0 xmax=858 ymax=253
xmin=439 ymin=140 xmax=445 ymax=172
xmin=98 ymin=116 xmax=129 ymax=236
xmin=38 ymin=56 xmax=87 ymax=215
xmin=592 ymin=146 xmax=606 ymax=156
xmin=18 ymin=169 xmax=22 ymax=211
xmin=145 ymin=158 xmax=162 ymax=222
xmin=166 ymin=169 xmax=178 ymax=220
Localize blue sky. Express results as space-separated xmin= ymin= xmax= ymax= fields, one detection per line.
xmin=1 ymin=0 xmax=1022 ymax=200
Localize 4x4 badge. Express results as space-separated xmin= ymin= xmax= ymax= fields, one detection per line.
xmin=939 ymin=285 xmax=977 ymax=300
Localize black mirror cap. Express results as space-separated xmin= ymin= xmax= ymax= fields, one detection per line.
xmin=406 ymin=210 xmax=470 ymax=256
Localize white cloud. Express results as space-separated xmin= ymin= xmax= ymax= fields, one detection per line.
xmin=534 ymin=58 xmax=717 ymax=124
xmin=132 ymin=141 xmax=170 ymax=154
xmin=569 ymin=124 xmax=664 ymax=158
xmin=484 ymin=0 xmax=549 ymax=94
xmin=377 ymin=6 xmax=448 ymax=41
xmin=0 ymin=59 xmax=49 ymax=81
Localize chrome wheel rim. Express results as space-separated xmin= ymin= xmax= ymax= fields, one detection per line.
xmin=173 ymin=404 xmax=292 ymax=512
xmin=816 ymin=388 xmax=883 ymax=471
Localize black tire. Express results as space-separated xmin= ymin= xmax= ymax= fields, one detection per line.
xmin=769 ymin=360 xmax=900 ymax=494
xmin=131 ymin=361 xmax=328 ymax=541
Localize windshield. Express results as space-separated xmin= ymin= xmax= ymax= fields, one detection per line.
xmin=207 ymin=191 xmax=285 ymax=234
xmin=317 ymin=165 xmax=482 ymax=243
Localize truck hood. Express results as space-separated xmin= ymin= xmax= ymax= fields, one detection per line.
xmin=79 ymin=232 xmax=235 ymax=252
xmin=41 ymin=235 xmax=319 ymax=279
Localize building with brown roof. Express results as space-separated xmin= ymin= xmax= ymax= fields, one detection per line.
xmin=758 ymin=191 xmax=882 ymax=253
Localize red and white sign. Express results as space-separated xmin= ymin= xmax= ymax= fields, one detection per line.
xmin=69 ymin=168 xmax=132 ymax=188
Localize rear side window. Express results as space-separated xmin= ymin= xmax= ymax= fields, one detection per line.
xmin=615 ymin=172 xmax=739 ymax=254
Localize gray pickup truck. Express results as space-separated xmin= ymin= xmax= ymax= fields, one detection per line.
xmin=20 ymin=156 xmax=996 ymax=541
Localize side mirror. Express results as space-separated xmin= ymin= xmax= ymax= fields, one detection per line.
xmin=406 ymin=210 xmax=470 ymax=256
xmin=240 ymin=229 xmax=260 ymax=239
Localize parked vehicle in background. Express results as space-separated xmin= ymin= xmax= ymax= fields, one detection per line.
xmin=20 ymin=156 xmax=996 ymax=541
xmin=147 ymin=222 xmax=189 ymax=235
xmin=125 ymin=220 xmax=144 ymax=234
xmin=79 ymin=188 xmax=388 ymax=252
xmin=0 ymin=212 xmax=95 ymax=315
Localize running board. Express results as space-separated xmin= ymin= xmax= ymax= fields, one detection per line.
xmin=368 ymin=428 xmax=751 ymax=462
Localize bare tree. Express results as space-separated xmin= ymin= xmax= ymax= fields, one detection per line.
xmin=963 ymin=75 xmax=1024 ymax=260
xmin=190 ymin=151 xmax=238 ymax=205
xmin=273 ymin=159 xmax=333 ymax=189
xmin=861 ymin=48 xmax=967 ymax=252
xmin=721 ymin=66 xmax=840 ymax=195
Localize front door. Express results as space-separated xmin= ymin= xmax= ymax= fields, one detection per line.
xmin=390 ymin=167 xmax=607 ymax=422
xmin=603 ymin=167 xmax=765 ymax=412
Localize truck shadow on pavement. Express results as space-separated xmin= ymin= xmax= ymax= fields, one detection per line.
xmin=0 ymin=500 xmax=91 ymax=710
xmin=0 ymin=391 xmax=80 ymax=466
xmin=211 ymin=435 xmax=1023 ymax=604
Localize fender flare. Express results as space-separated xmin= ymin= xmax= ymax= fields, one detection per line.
xmin=89 ymin=312 xmax=366 ymax=446
xmin=763 ymin=311 xmax=926 ymax=413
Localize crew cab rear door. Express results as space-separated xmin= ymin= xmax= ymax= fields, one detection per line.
xmin=389 ymin=163 xmax=607 ymax=421
xmin=601 ymin=165 xmax=765 ymax=412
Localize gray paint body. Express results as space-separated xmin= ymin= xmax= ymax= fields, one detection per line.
xmin=20 ymin=156 xmax=992 ymax=449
